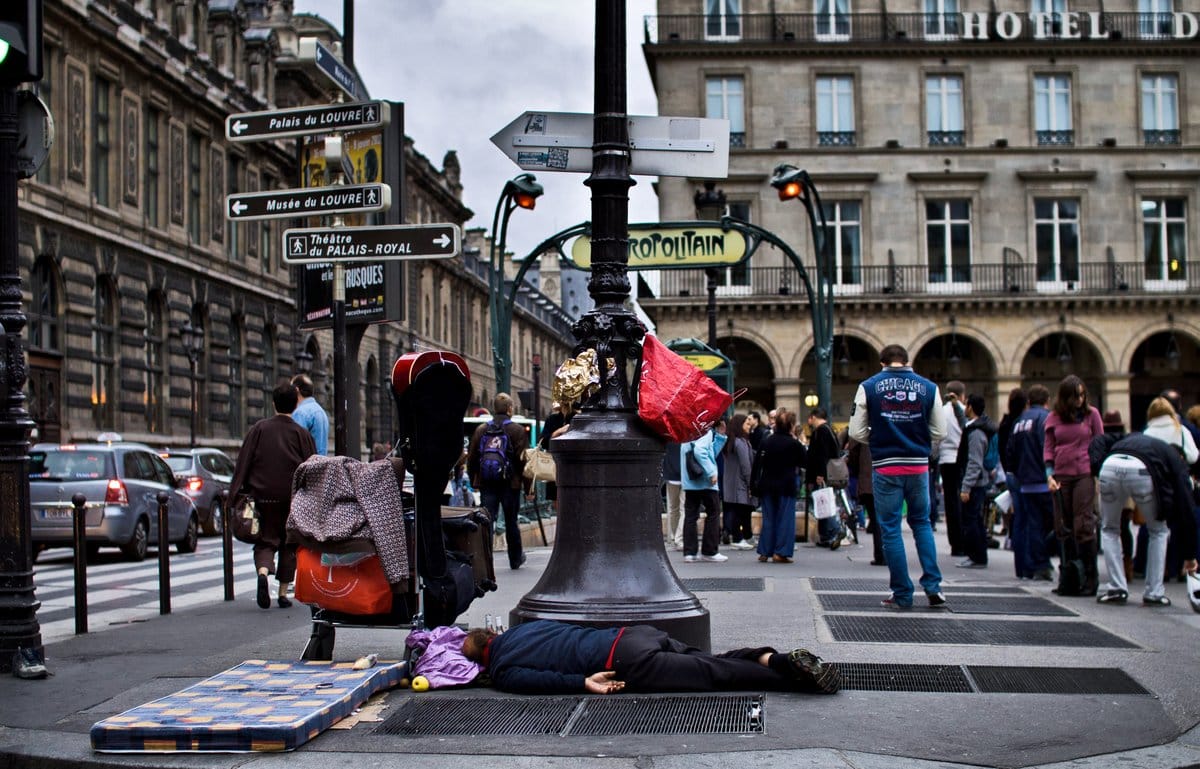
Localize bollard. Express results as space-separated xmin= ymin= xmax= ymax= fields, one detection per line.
xmin=220 ymin=491 xmax=234 ymax=601
xmin=71 ymin=493 xmax=88 ymax=635
xmin=156 ymin=491 xmax=171 ymax=615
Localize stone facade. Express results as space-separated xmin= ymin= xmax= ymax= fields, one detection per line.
xmin=642 ymin=0 xmax=1198 ymax=426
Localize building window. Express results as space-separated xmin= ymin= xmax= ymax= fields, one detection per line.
xmin=822 ymin=201 xmax=862 ymax=286
xmin=1142 ymin=74 xmax=1180 ymax=145
xmin=926 ymin=75 xmax=964 ymax=146
xmin=188 ymin=132 xmax=202 ymax=243
xmin=1141 ymin=198 xmax=1187 ymax=286
xmin=815 ymin=0 xmax=851 ymax=38
xmin=35 ymin=51 xmax=53 ymax=184
xmin=1032 ymin=0 xmax=1066 ymax=33
xmin=92 ymin=278 xmax=117 ymax=428
xmin=816 ymin=76 xmax=855 ymax=146
xmin=924 ymin=0 xmax=960 ymax=37
xmin=228 ymin=316 xmax=244 ymax=436
xmin=29 ymin=257 xmax=60 ymax=352
xmin=1034 ymin=74 xmax=1073 ymax=145
xmin=705 ymin=0 xmax=741 ymax=39
xmin=145 ymin=291 xmax=165 ymax=433
xmin=706 ymin=76 xmax=745 ymax=148
xmin=925 ymin=199 xmax=972 ymax=286
xmin=93 ymin=78 xmax=111 ymax=207
xmin=1034 ymin=198 xmax=1080 ymax=286
xmin=227 ymin=155 xmax=242 ymax=261
xmin=1138 ymin=0 xmax=1174 ymax=37
xmin=145 ymin=108 xmax=160 ymax=227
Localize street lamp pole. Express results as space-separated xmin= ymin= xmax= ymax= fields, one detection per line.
xmin=489 ymin=173 xmax=543 ymax=396
xmin=511 ymin=1 xmax=711 ymax=650
xmin=180 ymin=320 xmax=203 ymax=448
xmin=531 ymin=352 xmax=542 ymax=424
xmin=771 ymin=164 xmax=835 ymax=413
xmin=694 ymin=182 xmax=726 ymax=349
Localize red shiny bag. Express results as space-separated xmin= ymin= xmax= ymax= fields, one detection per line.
xmin=637 ymin=335 xmax=742 ymax=443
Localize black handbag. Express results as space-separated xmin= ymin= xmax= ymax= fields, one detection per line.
xmin=685 ymin=447 xmax=706 ymax=481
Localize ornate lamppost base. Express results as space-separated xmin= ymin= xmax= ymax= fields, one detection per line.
xmin=510 ymin=410 xmax=711 ymax=650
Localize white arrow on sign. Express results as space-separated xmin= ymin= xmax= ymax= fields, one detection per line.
xmin=230 ymin=119 xmax=248 ymax=136
xmin=230 ymin=200 xmax=248 ymax=216
xmin=491 ymin=111 xmax=730 ymax=178
xmin=433 ymin=233 xmax=451 ymax=248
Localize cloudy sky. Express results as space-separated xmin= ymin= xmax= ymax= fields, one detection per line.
xmin=291 ymin=1 xmax=661 ymax=258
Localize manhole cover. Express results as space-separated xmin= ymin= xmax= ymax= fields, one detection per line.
xmin=569 ymin=694 xmax=764 ymax=735
xmin=810 ymin=577 xmax=1027 ymax=594
xmin=816 ymin=592 xmax=1075 ymax=616
xmin=837 ymin=662 xmax=973 ymax=692
xmin=826 ymin=616 xmax=1136 ymax=648
xmin=969 ymin=666 xmax=1151 ymax=695
xmin=681 ymin=577 xmax=765 ymax=592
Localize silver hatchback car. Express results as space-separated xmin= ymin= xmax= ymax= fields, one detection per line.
xmin=29 ymin=443 xmax=200 ymax=561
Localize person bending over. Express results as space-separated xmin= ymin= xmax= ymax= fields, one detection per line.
xmin=460 ymin=619 xmax=841 ymax=696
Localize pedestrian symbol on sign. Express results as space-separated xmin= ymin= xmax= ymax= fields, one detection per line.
xmin=291 ymin=236 xmax=306 ymax=256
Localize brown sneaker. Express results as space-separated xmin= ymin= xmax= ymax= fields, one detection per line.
xmin=787 ymin=648 xmax=841 ymax=694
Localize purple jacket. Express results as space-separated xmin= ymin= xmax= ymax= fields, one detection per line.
xmin=1044 ymin=406 xmax=1103 ymax=477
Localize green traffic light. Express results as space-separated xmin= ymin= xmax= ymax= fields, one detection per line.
xmin=0 ymin=39 xmax=10 ymax=65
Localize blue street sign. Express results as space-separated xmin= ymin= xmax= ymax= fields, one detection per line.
xmin=299 ymin=37 xmax=359 ymax=100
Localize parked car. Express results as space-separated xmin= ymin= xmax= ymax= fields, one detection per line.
xmin=29 ymin=442 xmax=199 ymax=561
xmin=161 ymin=448 xmax=235 ymax=536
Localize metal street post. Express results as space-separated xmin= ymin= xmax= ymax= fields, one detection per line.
xmin=694 ymin=182 xmax=726 ymax=348
xmin=531 ymin=352 xmax=542 ymax=424
xmin=488 ymin=173 xmax=542 ymax=396
xmin=180 ymin=320 xmax=203 ymax=447
xmin=771 ymin=165 xmax=835 ymax=414
xmin=510 ymin=1 xmax=711 ymax=650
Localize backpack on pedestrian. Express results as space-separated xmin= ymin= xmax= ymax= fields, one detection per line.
xmin=478 ymin=419 xmax=512 ymax=483
xmin=983 ymin=433 xmax=1000 ymax=473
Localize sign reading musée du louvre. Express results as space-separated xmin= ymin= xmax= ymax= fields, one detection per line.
xmin=958 ymin=11 xmax=1199 ymax=39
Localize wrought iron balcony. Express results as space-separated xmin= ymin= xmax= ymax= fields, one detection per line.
xmin=649 ymin=260 xmax=1198 ymax=302
xmin=927 ymin=131 xmax=966 ymax=147
xmin=1036 ymin=130 xmax=1075 ymax=146
xmin=730 ymin=131 xmax=746 ymax=148
xmin=818 ymin=131 xmax=857 ymax=147
xmin=1143 ymin=129 xmax=1180 ymax=146
xmin=646 ymin=12 xmax=1194 ymax=45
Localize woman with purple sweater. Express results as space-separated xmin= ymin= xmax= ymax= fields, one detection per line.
xmin=1044 ymin=375 xmax=1104 ymax=596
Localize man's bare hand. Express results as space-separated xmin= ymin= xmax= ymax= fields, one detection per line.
xmin=584 ymin=671 xmax=625 ymax=695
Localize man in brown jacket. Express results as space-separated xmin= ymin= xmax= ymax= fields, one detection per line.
xmin=467 ymin=393 xmax=530 ymax=570
xmin=229 ymin=381 xmax=317 ymax=609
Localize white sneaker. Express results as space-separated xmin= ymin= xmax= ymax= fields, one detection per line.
xmin=700 ymin=553 xmax=729 ymax=562
xmin=683 ymin=555 xmax=698 ymax=562
xmin=732 ymin=540 xmax=754 ymax=550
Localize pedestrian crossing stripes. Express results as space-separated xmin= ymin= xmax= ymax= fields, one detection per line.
xmin=33 ymin=541 xmax=262 ymax=645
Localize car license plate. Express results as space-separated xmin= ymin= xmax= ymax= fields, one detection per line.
xmin=42 ymin=508 xmax=73 ymax=520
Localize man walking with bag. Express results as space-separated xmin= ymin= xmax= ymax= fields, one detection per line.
xmin=849 ymin=345 xmax=948 ymax=609
xmin=468 ymin=393 xmax=530 ymax=570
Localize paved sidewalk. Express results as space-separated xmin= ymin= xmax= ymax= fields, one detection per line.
xmin=3 ymin=527 xmax=1199 ymax=769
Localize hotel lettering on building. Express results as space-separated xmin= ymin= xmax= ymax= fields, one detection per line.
xmin=641 ymin=0 xmax=1198 ymax=426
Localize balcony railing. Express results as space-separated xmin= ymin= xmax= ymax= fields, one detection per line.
xmin=1144 ymin=129 xmax=1181 ymax=146
xmin=927 ymin=130 xmax=966 ymax=147
xmin=650 ymin=260 xmax=1198 ymax=301
xmin=817 ymin=131 xmax=857 ymax=147
xmin=1036 ymin=129 xmax=1075 ymax=146
xmin=647 ymin=12 xmax=1195 ymax=45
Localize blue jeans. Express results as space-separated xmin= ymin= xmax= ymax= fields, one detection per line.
xmin=961 ymin=486 xmax=989 ymax=564
xmin=873 ymin=470 xmax=942 ymax=605
xmin=1015 ymin=491 xmax=1053 ymax=576
xmin=758 ymin=494 xmax=796 ymax=558
xmin=481 ymin=485 xmax=523 ymax=569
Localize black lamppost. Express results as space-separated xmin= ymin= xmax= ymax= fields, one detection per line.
xmin=771 ymin=164 xmax=835 ymax=413
xmin=179 ymin=320 xmax=204 ymax=447
xmin=511 ymin=1 xmax=711 ymax=649
xmin=694 ymin=182 xmax=726 ymax=347
xmin=531 ymin=352 xmax=542 ymax=423
xmin=295 ymin=347 xmax=313 ymax=377
xmin=489 ymin=173 xmax=543 ymax=395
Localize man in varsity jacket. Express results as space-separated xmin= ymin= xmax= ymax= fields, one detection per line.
xmin=848 ymin=344 xmax=948 ymax=609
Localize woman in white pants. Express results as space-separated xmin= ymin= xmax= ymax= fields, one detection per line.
xmin=1095 ymin=432 xmax=1197 ymax=606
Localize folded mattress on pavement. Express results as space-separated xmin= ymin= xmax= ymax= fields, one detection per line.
xmin=90 ymin=658 xmax=405 ymax=753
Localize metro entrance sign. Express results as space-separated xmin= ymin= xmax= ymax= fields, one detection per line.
xmin=225 ymin=101 xmax=388 ymax=142
xmin=569 ymin=223 xmax=748 ymax=270
xmin=491 ymin=111 xmax=729 ymax=178
xmin=225 ymin=183 xmax=389 ymax=221
xmin=283 ymin=223 xmax=461 ymax=264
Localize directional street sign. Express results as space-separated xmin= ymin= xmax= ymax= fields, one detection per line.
xmin=225 ymin=101 xmax=388 ymax=142
xmin=299 ymin=37 xmax=360 ymax=100
xmin=225 ymin=183 xmax=389 ymax=221
xmin=283 ymin=223 xmax=461 ymax=264
xmin=491 ymin=111 xmax=730 ymax=178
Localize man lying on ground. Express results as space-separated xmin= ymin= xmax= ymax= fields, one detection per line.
xmin=460 ymin=619 xmax=841 ymax=695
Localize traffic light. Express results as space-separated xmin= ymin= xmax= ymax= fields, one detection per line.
xmin=0 ymin=0 xmax=43 ymax=87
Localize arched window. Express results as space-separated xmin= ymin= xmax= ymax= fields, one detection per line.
xmin=92 ymin=277 xmax=118 ymax=428
xmin=145 ymin=290 xmax=166 ymax=432
xmin=228 ymin=315 xmax=244 ymax=436
xmin=28 ymin=256 xmax=60 ymax=352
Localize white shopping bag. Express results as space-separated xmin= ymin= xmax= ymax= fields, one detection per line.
xmin=993 ymin=490 xmax=1012 ymax=513
xmin=1187 ymin=572 xmax=1200 ymax=614
xmin=812 ymin=486 xmax=837 ymax=520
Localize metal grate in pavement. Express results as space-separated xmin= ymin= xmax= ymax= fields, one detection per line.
xmin=825 ymin=615 xmax=1136 ymax=648
xmin=810 ymin=577 xmax=1027 ymax=594
xmin=969 ymin=666 xmax=1151 ymax=695
xmin=681 ymin=577 xmax=765 ymax=592
xmin=837 ymin=662 xmax=974 ymax=692
xmin=376 ymin=696 xmax=578 ymax=736
xmin=569 ymin=694 xmax=764 ymax=735
xmin=375 ymin=694 xmax=765 ymax=736
xmin=816 ymin=592 xmax=1075 ymax=616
